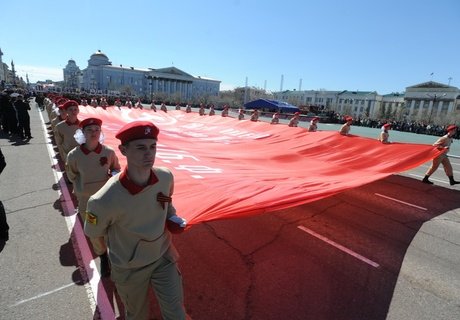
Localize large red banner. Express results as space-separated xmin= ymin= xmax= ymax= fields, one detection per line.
xmin=78 ymin=107 xmax=441 ymax=225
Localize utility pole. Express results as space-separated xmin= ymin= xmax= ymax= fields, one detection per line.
xmin=243 ymin=76 xmax=248 ymax=105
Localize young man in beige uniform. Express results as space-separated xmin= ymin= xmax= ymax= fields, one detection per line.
xmin=84 ymin=121 xmax=187 ymax=320
xmin=271 ymin=112 xmax=280 ymax=124
xmin=308 ymin=116 xmax=319 ymax=132
xmin=379 ymin=123 xmax=391 ymax=144
xmin=288 ymin=112 xmax=300 ymax=127
xmin=54 ymin=100 xmax=80 ymax=162
xmin=66 ymin=117 xmax=121 ymax=276
xmin=339 ymin=116 xmax=353 ymax=135
xmin=221 ymin=105 xmax=229 ymax=117
xmin=423 ymin=125 xmax=459 ymax=186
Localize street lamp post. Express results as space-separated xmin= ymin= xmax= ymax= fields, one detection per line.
xmin=426 ymin=93 xmax=447 ymax=124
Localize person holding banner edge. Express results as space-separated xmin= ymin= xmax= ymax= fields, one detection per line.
xmin=84 ymin=120 xmax=187 ymax=320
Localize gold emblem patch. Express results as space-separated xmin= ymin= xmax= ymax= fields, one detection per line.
xmin=85 ymin=211 xmax=98 ymax=225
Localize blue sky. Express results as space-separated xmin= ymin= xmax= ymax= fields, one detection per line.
xmin=1 ymin=0 xmax=459 ymax=94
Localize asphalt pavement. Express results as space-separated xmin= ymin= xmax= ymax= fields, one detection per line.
xmin=0 ymin=103 xmax=459 ymax=320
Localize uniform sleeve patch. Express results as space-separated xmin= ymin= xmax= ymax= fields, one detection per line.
xmin=85 ymin=211 xmax=98 ymax=225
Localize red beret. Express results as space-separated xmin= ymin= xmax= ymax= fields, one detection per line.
xmin=55 ymin=98 xmax=68 ymax=106
xmin=80 ymin=117 xmax=102 ymax=128
xmin=312 ymin=116 xmax=319 ymax=121
xmin=346 ymin=116 xmax=353 ymax=121
xmin=55 ymin=99 xmax=67 ymax=109
xmin=115 ymin=121 xmax=160 ymax=144
xmin=447 ymin=125 xmax=457 ymax=132
xmin=383 ymin=123 xmax=391 ymax=129
xmin=60 ymin=100 xmax=79 ymax=110
xmin=294 ymin=112 xmax=300 ymax=115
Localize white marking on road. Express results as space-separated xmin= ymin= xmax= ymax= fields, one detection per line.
xmin=191 ymin=175 xmax=204 ymax=179
xmin=10 ymin=283 xmax=75 ymax=307
xmin=297 ymin=226 xmax=380 ymax=268
xmin=409 ymin=173 xmax=449 ymax=185
xmin=39 ymin=111 xmax=115 ymax=319
xmin=374 ymin=193 xmax=427 ymax=211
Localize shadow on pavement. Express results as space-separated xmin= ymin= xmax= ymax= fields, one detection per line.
xmin=173 ymin=174 xmax=460 ymax=320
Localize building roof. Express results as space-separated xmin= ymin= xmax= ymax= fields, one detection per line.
xmin=406 ymin=81 xmax=456 ymax=90
xmin=91 ymin=50 xmax=108 ymax=59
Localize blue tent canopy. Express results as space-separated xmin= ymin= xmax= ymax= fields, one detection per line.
xmin=244 ymin=99 xmax=299 ymax=112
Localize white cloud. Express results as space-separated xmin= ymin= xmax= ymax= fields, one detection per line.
xmin=15 ymin=65 xmax=63 ymax=83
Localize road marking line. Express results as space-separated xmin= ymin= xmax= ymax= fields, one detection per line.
xmin=297 ymin=226 xmax=380 ymax=268
xmin=374 ymin=193 xmax=427 ymax=211
xmin=10 ymin=283 xmax=75 ymax=307
xmin=409 ymin=173 xmax=449 ymax=184
xmin=39 ymin=111 xmax=115 ymax=319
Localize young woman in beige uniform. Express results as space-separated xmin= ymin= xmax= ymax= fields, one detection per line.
xmin=66 ymin=117 xmax=121 ymax=276
xmin=54 ymin=100 xmax=80 ymax=162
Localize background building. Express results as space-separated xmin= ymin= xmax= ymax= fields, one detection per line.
xmin=274 ymin=89 xmax=381 ymax=118
xmin=0 ymin=48 xmax=5 ymax=86
xmin=404 ymin=81 xmax=460 ymax=124
xmin=63 ymin=59 xmax=82 ymax=92
xmin=79 ymin=50 xmax=220 ymax=101
xmin=273 ymin=81 xmax=460 ymax=124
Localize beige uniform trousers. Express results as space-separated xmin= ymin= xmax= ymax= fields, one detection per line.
xmin=426 ymin=153 xmax=453 ymax=176
xmin=111 ymin=248 xmax=185 ymax=320
xmin=77 ymin=194 xmax=106 ymax=255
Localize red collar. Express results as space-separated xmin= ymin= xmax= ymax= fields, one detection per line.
xmin=119 ymin=169 xmax=159 ymax=195
xmin=65 ymin=119 xmax=80 ymax=126
xmin=80 ymin=143 xmax=102 ymax=155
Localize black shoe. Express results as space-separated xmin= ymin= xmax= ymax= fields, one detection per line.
xmin=100 ymin=253 xmax=111 ymax=277
xmin=449 ymin=180 xmax=459 ymax=186
xmin=0 ymin=232 xmax=9 ymax=242
xmin=422 ymin=177 xmax=433 ymax=184
xmin=422 ymin=178 xmax=433 ymax=185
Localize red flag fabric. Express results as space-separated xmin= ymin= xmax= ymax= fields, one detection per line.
xmin=78 ymin=107 xmax=441 ymax=225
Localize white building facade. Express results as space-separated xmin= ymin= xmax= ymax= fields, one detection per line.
xmin=404 ymin=81 xmax=460 ymax=123
xmin=63 ymin=59 xmax=82 ymax=92
xmin=274 ymin=89 xmax=382 ymax=118
xmin=79 ymin=50 xmax=220 ymax=101
xmin=0 ymin=48 xmax=4 ymax=84
xmin=273 ymin=81 xmax=460 ymax=123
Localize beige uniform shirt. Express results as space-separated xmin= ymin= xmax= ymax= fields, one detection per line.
xmin=66 ymin=144 xmax=121 ymax=198
xmin=288 ymin=117 xmax=299 ymax=127
xmin=433 ymin=134 xmax=452 ymax=149
xmin=308 ymin=122 xmax=317 ymax=132
xmin=85 ymin=167 xmax=179 ymax=269
xmin=51 ymin=115 xmax=65 ymax=130
xmin=55 ymin=120 xmax=80 ymax=161
xmin=340 ymin=123 xmax=351 ymax=135
xmin=379 ymin=131 xmax=390 ymax=143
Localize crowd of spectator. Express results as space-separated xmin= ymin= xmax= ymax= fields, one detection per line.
xmin=316 ymin=110 xmax=459 ymax=139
